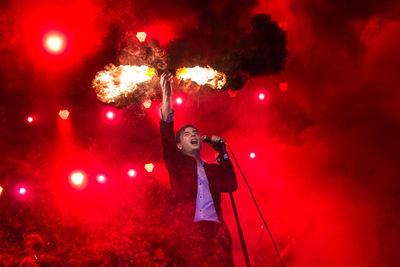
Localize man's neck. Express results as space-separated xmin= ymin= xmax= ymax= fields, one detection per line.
xmin=184 ymin=150 xmax=202 ymax=163
xmin=194 ymin=154 xmax=202 ymax=163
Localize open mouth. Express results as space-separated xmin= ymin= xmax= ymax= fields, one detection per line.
xmin=190 ymin=139 xmax=198 ymax=145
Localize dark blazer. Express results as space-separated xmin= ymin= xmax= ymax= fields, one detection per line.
xmin=160 ymin=120 xmax=237 ymax=225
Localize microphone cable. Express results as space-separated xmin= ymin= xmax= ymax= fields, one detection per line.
xmin=227 ymin=144 xmax=285 ymax=267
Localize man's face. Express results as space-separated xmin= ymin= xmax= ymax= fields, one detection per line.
xmin=177 ymin=126 xmax=202 ymax=155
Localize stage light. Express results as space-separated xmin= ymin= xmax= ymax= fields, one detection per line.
xmin=97 ymin=174 xmax=106 ymax=183
xmin=278 ymin=21 xmax=288 ymax=31
xmin=228 ymin=89 xmax=238 ymax=98
xmin=176 ymin=98 xmax=183 ymax=104
xmin=70 ymin=171 xmax=85 ymax=185
xmin=106 ymin=111 xmax=115 ymax=119
xmin=47 ymin=37 xmax=62 ymax=51
xmin=128 ymin=169 xmax=136 ymax=178
xmin=59 ymin=110 xmax=70 ymax=120
xmin=144 ymin=163 xmax=154 ymax=173
xmin=259 ymin=93 xmax=265 ymax=100
xmin=250 ymin=152 xmax=256 ymax=159
xmin=44 ymin=33 xmax=66 ymax=54
xmin=279 ymin=82 xmax=288 ymax=92
xmin=136 ymin=32 xmax=147 ymax=42
xmin=27 ymin=116 xmax=34 ymax=123
xmin=0 ymin=186 xmax=3 ymax=197
xmin=19 ymin=187 xmax=27 ymax=195
xmin=142 ymin=99 xmax=152 ymax=109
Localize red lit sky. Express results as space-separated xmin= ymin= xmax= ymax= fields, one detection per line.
xmin=0 ymin=0 xmax=399 ymax=266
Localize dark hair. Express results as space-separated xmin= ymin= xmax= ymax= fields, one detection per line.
xmin=175 ymin=124 xmax=198 ymax=144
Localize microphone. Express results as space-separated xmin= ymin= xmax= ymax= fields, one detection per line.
xmin=201 ymin=135 xmax=226 ymax=145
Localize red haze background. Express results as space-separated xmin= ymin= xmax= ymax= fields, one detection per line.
xmin=0 ymin=0 xmax=399 ymax=266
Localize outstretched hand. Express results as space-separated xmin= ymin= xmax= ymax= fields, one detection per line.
xmin=160 ymin=72 xmax=173 ymax=98
xmin=160 ymin=72 xmax=174 ymax=121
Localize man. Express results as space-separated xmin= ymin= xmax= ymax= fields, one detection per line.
xmin=159 ymin=72 xmax=238 ymax=266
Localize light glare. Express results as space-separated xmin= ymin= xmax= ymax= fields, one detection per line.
xmin=144 ymin=163 xmax=154 ymax=173
xmin=106 ymin=111 xmax=115 ymax=119
xmin=70 ymin=172 xmax=85 ymax=185
xmin=136 ymin=32 xmax=147 ymax=42
xmin=97 ymin=175 xmax=106 ymax=183
xmin=128 ymin=169 xmax=136 ymax=177
xmin=59 ymin=110 xmax=70 ymax=120
xmin=19 ymin=187 xmax=27 ymax=195
xmin=47 ymin=37 xmax=62 ymax=50
xmin=44 ymin=33 xmax=66 ymax=54
xmin=142 ymin=99 xmax=152 ymax=109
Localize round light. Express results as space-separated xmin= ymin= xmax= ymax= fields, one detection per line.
xmin=250 ymin=152 xmax=256 ymax=159
xmin=97 ymin=174 xmax=106 ymax=183
xmin=27 ymin=116 xmax=34 ymax=123
xmin=259 ymin=93 xmax=265 ymax=100
xmin=106 ymin=111 xmax=114 ymax=119
xmin=128 ymin=169 xmax=136 ymax=177
xmin=176 ymin=98 xmax=183 ymax=104
xmin=47 ymin=37 xmax=62 ymax=50
xmin=70 ymin=172 xmax=85 ymax=185
xmin=19 ymin=187 xmax=27 ymax=195
xmin=44 ymin=33 xmax=66 ymax=54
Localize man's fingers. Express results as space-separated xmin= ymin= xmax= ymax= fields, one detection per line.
xmin=161 ymin=72 xmax=172 ymax=79
xmin=211 ymin=136 xmax=221 ymax=142
xmin=161 ymin=72 xmax=173 ymax=87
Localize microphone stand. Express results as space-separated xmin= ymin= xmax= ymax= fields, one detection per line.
xmin=229 ymin=192 xmax=251 ymax=267
xmin=227 ymin=145 xmax=285 ymax=267
xmin=213 ymin=140 xmax=251 ymax=266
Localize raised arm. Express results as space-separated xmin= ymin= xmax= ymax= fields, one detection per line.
xmin=159 ymin=72 xmax=179 ymax=167
xmin=160 ymin=72 xmax=174 ymax=122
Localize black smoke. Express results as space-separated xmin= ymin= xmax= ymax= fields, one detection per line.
xmin=166 ymin=12 xmax=288 ymax=91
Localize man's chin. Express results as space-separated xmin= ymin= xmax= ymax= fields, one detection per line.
xmin=190 ymin=146 xmax=201 ymax=152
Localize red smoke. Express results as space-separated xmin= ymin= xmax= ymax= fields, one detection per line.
xmin=0 ymin=0 xmax=399 ymax=266
xmin=14 ymin=1 xmax=106 ymax=70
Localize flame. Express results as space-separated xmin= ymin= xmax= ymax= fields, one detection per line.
xmin=92 ymin=64 xmax=156 ymax=103
xmin=176 ymin=66 xmax=226 ymax=89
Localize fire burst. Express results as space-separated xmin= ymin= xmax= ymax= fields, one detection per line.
xmin=92 ymin=64 xmax=156 ymax=103
xmin=176 ymin=66 xmax=226 ymax=90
